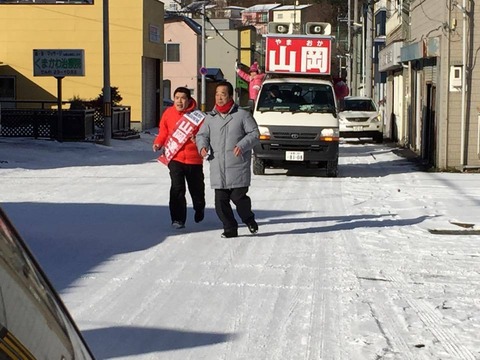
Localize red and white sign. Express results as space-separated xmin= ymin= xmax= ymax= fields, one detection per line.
xmin=265 ymin=35 xmax=332 ymax=75
xmin=158 ymin=110 xmax=205 ymax=165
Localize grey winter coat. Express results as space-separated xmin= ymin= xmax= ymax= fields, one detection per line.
xmin=196 ymin=104 xmax=260 ymax=189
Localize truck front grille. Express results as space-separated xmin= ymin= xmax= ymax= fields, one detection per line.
xmin=272 ymin=131 xmax=317 ymax=140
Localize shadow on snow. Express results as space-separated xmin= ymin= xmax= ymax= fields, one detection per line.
xmin=83 ymin=326 xmax=238 ymax=358
xmin=2 ymin=202 xmax=432 ymax=292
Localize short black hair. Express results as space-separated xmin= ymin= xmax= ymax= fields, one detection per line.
xmin=216 ymin=81 xmax=234 ymax=97
xmin=174 ymin=87 xmax=191 ymax=99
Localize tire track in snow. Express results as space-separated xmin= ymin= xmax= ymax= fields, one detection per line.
xmin=67 ymin=232 xmax=195 ymax=320
xmin=347 ymin=150 xmax=478 ymax=360
xmin=303 ymin=177 xmax=346 ymax=360
xmin=385 ymin=274 xmax=477 ymax=360
xmin=338 ymin=150 xmax=426 ymax=360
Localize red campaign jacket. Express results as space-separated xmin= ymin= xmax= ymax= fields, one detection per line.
xmin=153 ymin=98 xmax=203 ymax=165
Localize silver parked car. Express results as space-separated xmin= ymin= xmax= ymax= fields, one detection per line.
xmin=338 ymin=96 xmax=383 ymax=143
xmin=0 ymin=207 xmax=95 ymax=360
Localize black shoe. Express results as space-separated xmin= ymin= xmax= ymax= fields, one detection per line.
xmin=194 ymin=209 xmax=204 ymax=223
xmin=221 ymin=229 xmax=238 ymax=238
xmin=172 ymin=221 xmax=185 ymax=229
xmin=246 ymin=220 xmax=258 ymax=234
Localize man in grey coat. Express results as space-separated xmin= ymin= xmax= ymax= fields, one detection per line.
xmin=196 ymin=81 xmax=260 ymax=238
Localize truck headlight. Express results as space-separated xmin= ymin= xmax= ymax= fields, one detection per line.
xmin=371 ymin=114 xmax=382 ymax=122
xmin=320 ymin=128 xmax=340 ymax=142
xmin=258 ymin=126 xmax=271 ymax=140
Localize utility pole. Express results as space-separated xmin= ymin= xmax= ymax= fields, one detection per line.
xmin=201 ymin=1 xmax=206 ymax=112
xmin=103 ymin=0 xmax=112 ymax=146
xmin=293 ymin=0 xmax=298 ymax=33
xmin=352 ymin=0 xmax=359 ymax=95
xmin=365 ymin=0 xmax=373 ymax=98
xmin=347 ymin=0 xmax=351 ymax=90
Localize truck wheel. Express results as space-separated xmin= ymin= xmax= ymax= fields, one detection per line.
xmin=326 ymin=160 xmax=338 ymax=178
xmin=374 ymin=132 xmax=383 ymax=143
xmin=253 ymin=158 xmax=265 ymax=175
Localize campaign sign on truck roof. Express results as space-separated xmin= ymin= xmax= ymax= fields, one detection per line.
xmin=265 ymin=35 xmax=332 ymax=75
xmin=158 ymin=110 xmax=205 ymax=165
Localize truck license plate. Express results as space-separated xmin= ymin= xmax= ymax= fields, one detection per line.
xmin=285 ymin=151 xmax=304 ymax=161
xmin=353 ymin=126 xmax=364 ymax=131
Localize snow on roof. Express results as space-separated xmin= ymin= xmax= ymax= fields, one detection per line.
xmin=242 ymin=4 xmax=282 ymax=13
xmin=273 ymin=5 xmax=312 ymax=11
xmin=224 ymin=6 xmax=246 ymax=10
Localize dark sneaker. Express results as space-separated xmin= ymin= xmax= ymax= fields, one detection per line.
xmin=172 ymin=221 xmax=185 ymax=229
xmin=221 ymin=229 xmax=238 ymax=238
xmin=246 ymin=220 xmax=258 ymax=234
xmin=194 ymin=209 xmax=204 ymax=223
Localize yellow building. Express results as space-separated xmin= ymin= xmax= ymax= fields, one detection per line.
xmin=0 ymin=0 xmax=164 ymax=131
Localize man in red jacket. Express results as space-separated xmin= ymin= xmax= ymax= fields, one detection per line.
xmin=153 ymin=87 xmax=205 ymax=229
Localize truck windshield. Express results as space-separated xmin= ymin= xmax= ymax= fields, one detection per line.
xmin=256 ymin=83 xmax=336 ymax=114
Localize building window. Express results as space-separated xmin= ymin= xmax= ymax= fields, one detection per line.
xmin=164 ymin=43 xmax=180 ymax=62
xmin=0 ymin=76 xmax=16 ymax=109
xmin=278 ymin=13 xmax=283 ymax=19
xmin=0 ymin=77 xmax=14 ymax=98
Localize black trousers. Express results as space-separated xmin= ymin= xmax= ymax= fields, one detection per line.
xmin=214 ymin=187 xmax=255 ymax=231
xmin=168 ymin=160 xmax=205 ymax=224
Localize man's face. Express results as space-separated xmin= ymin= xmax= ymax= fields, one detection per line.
xmin=174 ymin=92 xmax=189 ymax=111
xmin=215 ymin=85 xmax=232 ymax=106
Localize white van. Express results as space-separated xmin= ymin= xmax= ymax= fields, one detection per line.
xmin=252 ymin=77 xmax=339 ymax=177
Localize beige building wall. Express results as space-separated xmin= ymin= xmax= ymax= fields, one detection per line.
xmin=163 ymin=20 xmax=200 ymax=103
xmin=0 ymin=0 xmax=164 ymax=130
xmin=406 ymin=0 xmax=480 ymax=168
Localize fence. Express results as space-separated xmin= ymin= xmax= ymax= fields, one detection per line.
xmin=0 ymin=101 xmax=131 ymax=141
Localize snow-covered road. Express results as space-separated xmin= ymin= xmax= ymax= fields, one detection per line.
xmin=1 ymin=135 xmax=479 ymax=359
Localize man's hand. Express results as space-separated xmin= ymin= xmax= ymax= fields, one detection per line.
xmin=153 ymin=144 xmax=164 ymax=155
xmin=233 ymin=146 xmax=242 ymax=157
xmin=200 ymin=147 xmax=209 ymax=158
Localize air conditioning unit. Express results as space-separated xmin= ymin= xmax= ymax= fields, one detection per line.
xmin=268 ymin=22 xmax=293 ymax=34
xmin=305 ymin=22 xmax=332 ymax=35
